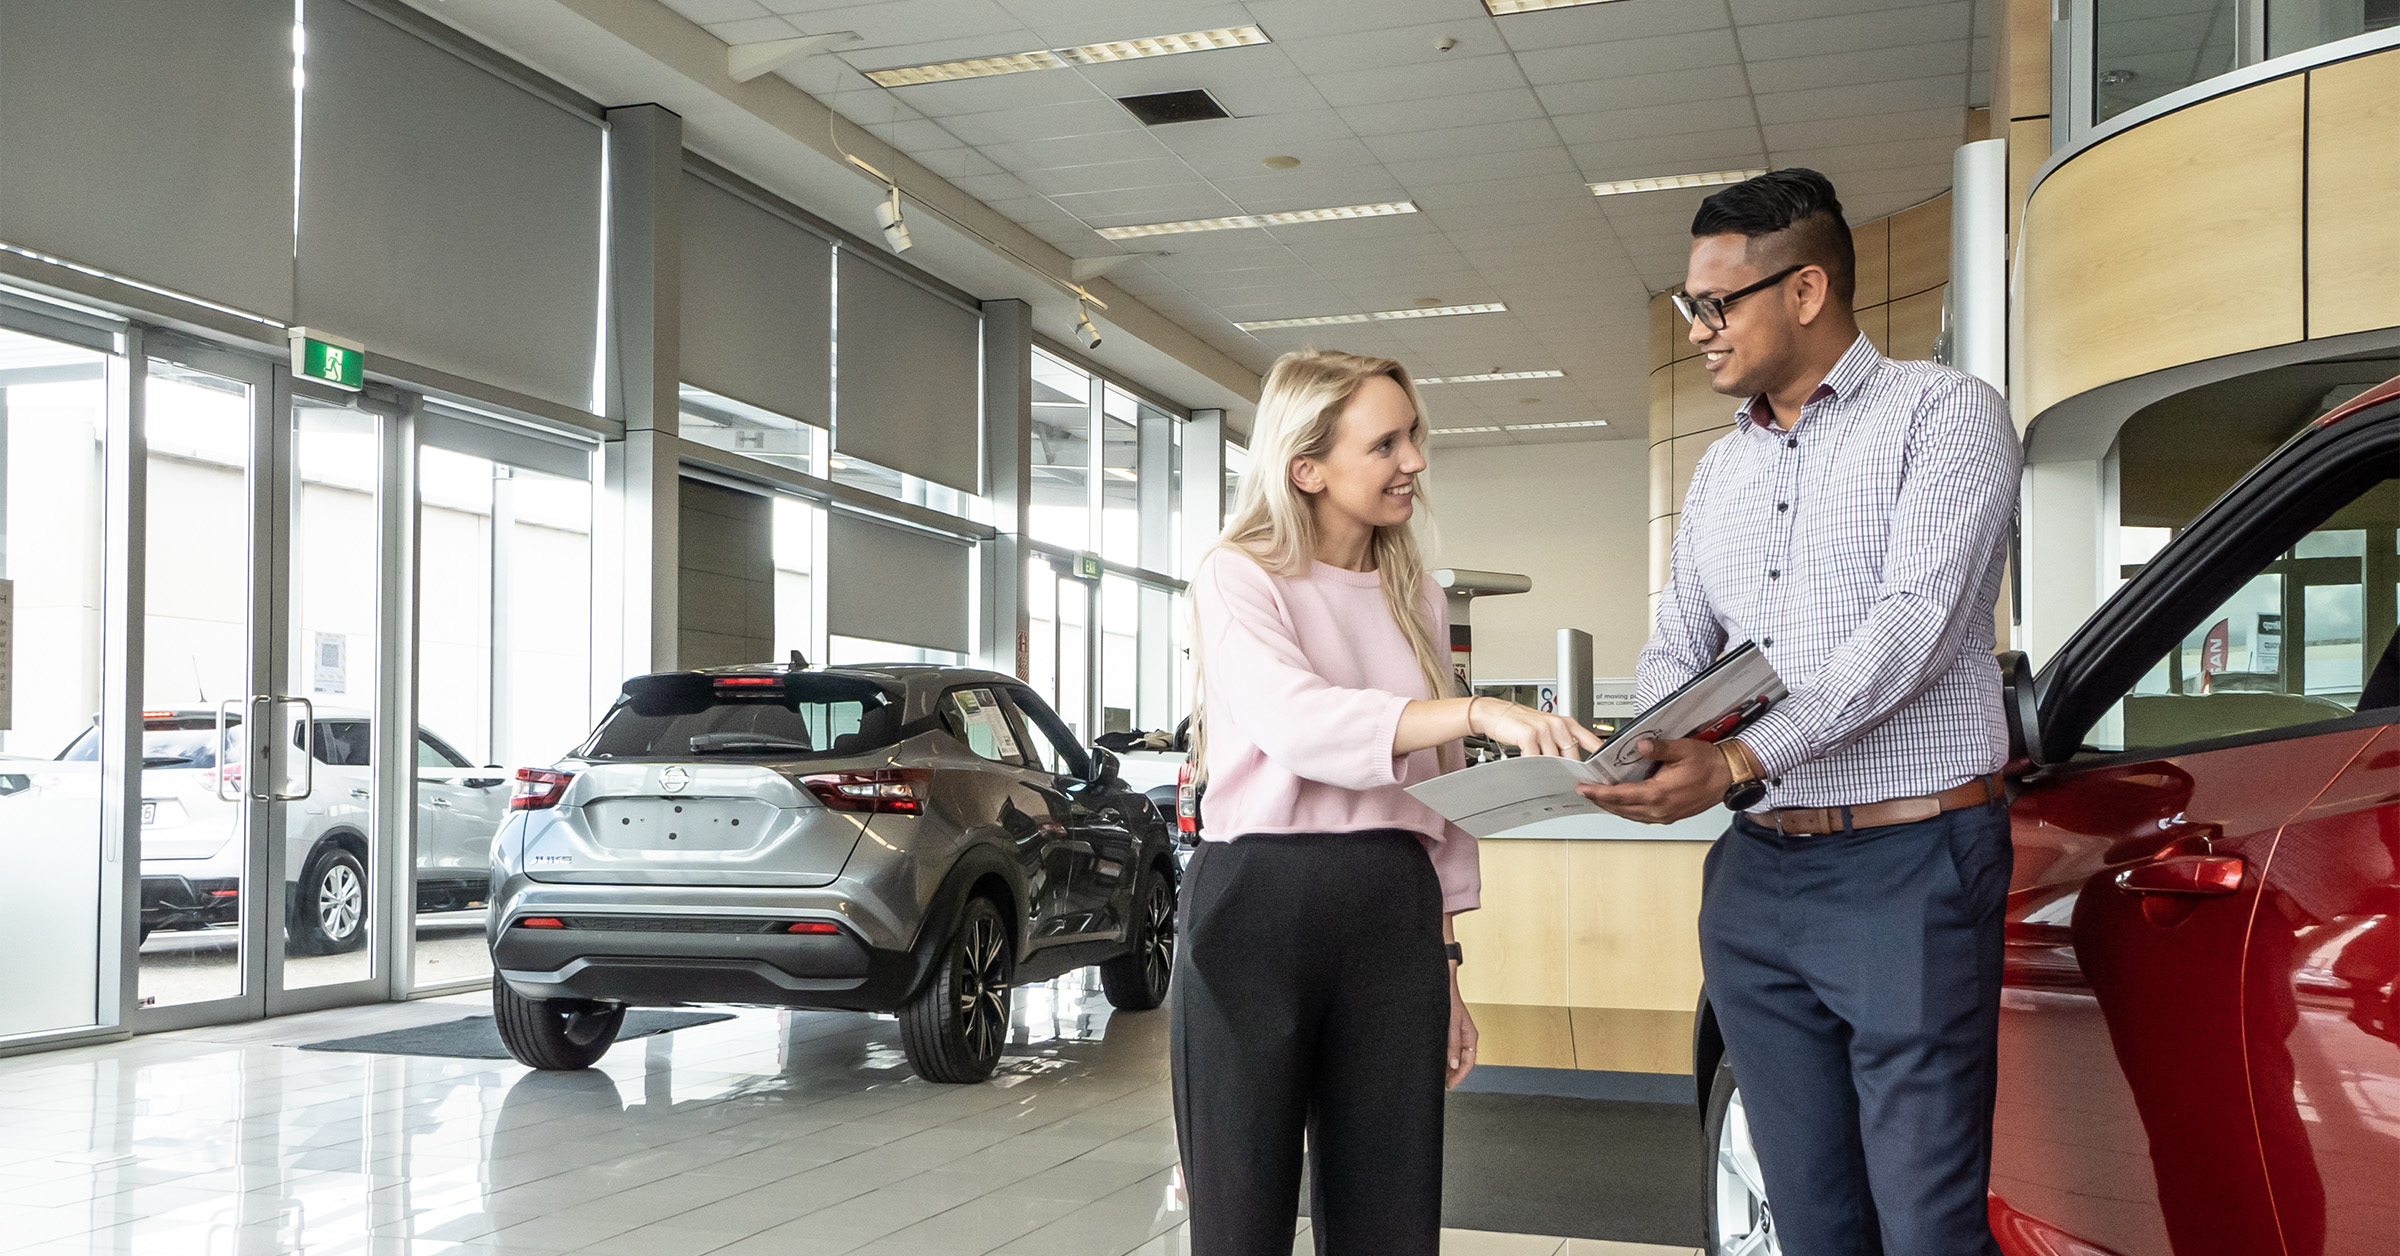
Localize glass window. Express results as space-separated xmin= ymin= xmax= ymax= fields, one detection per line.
xmin=2093 ymin=0 xmax=2239 ymax=122
xmin=580 ymin=673 xmax=898 ymax=759
xmin=2090 ymin=473 xmax=2400 ymax=754
xmin=773 ymin=496 xmax=823 ymax=669
xmin=941 ymin=687 xmax=1024 ymax=765
xmin=1032 ymin=349 xmax=1092 ymax=551
xmin=2268 ymin=0 xmax=2399 ymax=57
xmin=1100 ymin=386 xmax=1141 ymax=565
xmin=679 ymin=383 xmax=822 ymax=477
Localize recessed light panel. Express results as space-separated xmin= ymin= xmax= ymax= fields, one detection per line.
xmin=866 ymin=26 xmax=1268 ymax=87
xmin=1589 ymin=169 xmax=1767 ymax=197
xmin=1416 ymin=370 xmax=1566 ymax=384
xmin=1234 ymin=302 xmax=1504 ymax=332
xmin=1097 ymin=201 xmax=1416 ymax=240
xmin=1485 ymin=0 xmax=1623 ymax=12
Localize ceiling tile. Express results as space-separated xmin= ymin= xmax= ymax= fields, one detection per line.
xmin=1744 ymin=41 xmax=1971 ymax=94
xmin=1516 ymin=28 xmax=1745 ymax=83
xmin=1736 ymin=2 xmax=1975 ymax=60
xmin=1277 ymin=21 xmax=1516 ymax=75
xmin=1493 ymin=0 xmax=1732 ymax=51
xmin=1338 ymin=88 xmax=1548 ymax=136
xmin=1362 ymin=118 xmax=1563 ymax=164
xmin=1533 ymin=63 xmax=1752 ymax=117
xmin=1383 ymin=145 xmax=1581 ymax=189
xmin=662 ymin=0 xmax=773 ymax=23
xmin=1759 ymin=104 xmax=1965 ymax=148
xmin=934 ymin=101 xmax=1146 ymax=148
xmin=1569 ymin=129 xmax=1768 ymax=181
xmin=1308 ymin=53 xmax=1532 ymax=109
xmin=1550 ymin=96 xmax=1760 ymax=145
xmin=1751 ymin=74 xmax=1967 ymax=125
xmin=1015 ymin=158 xmax=1202 ymax=197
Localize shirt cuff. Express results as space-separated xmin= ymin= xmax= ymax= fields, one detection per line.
xmin=1442 ymin=885 xmax=1481 ymax=914
xmin=1736 ymin=710 xmax=1810 ymax=781
xmin=1364 ymin=691 xmax=1412 ymax=787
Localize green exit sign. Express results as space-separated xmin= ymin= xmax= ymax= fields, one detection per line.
xmin=289 ymin=328 xmax=364 ymax=391
xmin=1077 ymin=554 xmax=1102 ymax=581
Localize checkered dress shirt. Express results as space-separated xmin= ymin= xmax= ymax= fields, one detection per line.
xmin=1639 ymin=334 xmax=2022 ymax=810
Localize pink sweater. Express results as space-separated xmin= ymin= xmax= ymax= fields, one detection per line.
xmin=1194 ymin=548 xmax=1480 ymax=913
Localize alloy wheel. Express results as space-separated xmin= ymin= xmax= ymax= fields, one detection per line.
xmin=954 ymin=913 xmax=1009 ymax=1063
xmin=317 ymin=860 xmax=364 ymax=939
xmin=1714 ymin=1087 xmax=1779 ymax=1256
xmin=1141 ymin=878 xmax=1174 ymax=994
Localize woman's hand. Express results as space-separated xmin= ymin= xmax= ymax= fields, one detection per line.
xmin=1446 ymin=967 xmax=1478 ymax=1089
xmin=1470 ymin=698 xmax=1603 ymax=760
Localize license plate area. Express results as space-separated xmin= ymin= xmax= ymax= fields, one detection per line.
xmin=141 ymin=801 xmax=157 ymax=827
xmin=584 ymin=798 xmax=780 ymax=851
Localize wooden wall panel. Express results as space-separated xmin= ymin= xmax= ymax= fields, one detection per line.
xmin=1648 ymin=439 xmax=1672 ymax=521
xmin=1888 ymin=286 xmax=1947 ymax=362
xmin=1851 ymin=217 xmax=1891 ymax=309
xmin=2308 ymin=51 xmax=2400 ymax=339
xmin=2023 ymin=76 xmax=2305 ymax=417
xmin=1564 ymin=840 xmax=1712 ymax=1011
xmin=1649 ymin=291 xmax=1676 ymax=367
xmin=2000 ymin=0 xmax=2050 ymax=122
xmin=1453 ymin=840 xmax=1570 ymax=1006
xmin=1670 ymin=355 xmax=1730 ymax=437
xmin=2007 ymin=116 xmax=2049 ymax=245
xmin=1648 ymin=515 xmax=1674 ymax=594
xmin=1669 ymin=432 xmax=1716 ymax=515
xmin=1467 ymin=1004 xmax=1576 ymax=1068
xmin=1648 ymin=364 xmax=1673 ymax=444
xmin=1571 ymin=1008 xmax=1696 ymax=1075
xmin=1858 ymin=301 xmax=1890 ymax=355
xmin=1888 ymin=193 xmax=1952 ymax=299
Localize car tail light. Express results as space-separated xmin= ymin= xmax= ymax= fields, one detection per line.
xmin=713 ymin=676 xmax=781 ymax=690
xmin=1176 ymin=762 xmax=1199 ymax=836
xmin=786 ymin=921 xmax=839 ymax=935
xmin=511 ymin=768 xmax=575 ymax=811
xmin=209 ymin=889 xmax=239 ymax=899
xmin=516 ymin=917 xmax=565 ymax=929
xmin=802 ymin=769 xmax=930 ymax=815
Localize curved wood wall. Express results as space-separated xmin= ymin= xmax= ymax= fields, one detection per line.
xmin=1646 ymin=193 xmax=1955 ymax=601
xmin=2020 ymin=46 xmax=2400 ymax=425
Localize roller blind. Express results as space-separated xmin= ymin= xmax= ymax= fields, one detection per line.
xmin=826 ymin=512 xmax=971 ymax=654
xmin=421 ymin=407 xmax=595 ymax=482
xmin=297 ymin=0 xmax=603 ymax=412
xmin=835 ymin=251 xmax=981 ymax=495
xmin=0 ymin=0 xmax=295 ymax=320
xmin=680 ymin=173 xmax=833 ymax=429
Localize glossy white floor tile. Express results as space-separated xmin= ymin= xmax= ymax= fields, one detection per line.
xmin=0 ymin=976 xmax=1697 ymax=1256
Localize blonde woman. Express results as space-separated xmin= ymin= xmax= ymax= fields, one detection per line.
xmin=1175 ymin=349 xmax=1599 ymax=1255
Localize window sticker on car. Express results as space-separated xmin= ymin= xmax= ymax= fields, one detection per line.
xmin=953 ymin=689 xmax=1022 ymax=760
xmin=529 ymin=854 xmax=571 ymax=869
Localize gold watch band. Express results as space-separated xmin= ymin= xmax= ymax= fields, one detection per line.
xmin=1718 ymin=739 xmax=1760 ymax=785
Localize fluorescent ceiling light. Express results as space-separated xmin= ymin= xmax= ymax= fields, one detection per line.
xmin=1416 ymin=370 xmax=1566 ymax=385
xmin=1435 ymin=425 xmax=1505 ymax=434
xmin=1234 ymin=302 xmax=1505 ymax=332
xmin=1589 ymin=169 xmax=1766 ymax=198
xmin=1486 ymin=0 xmax=1623 ymax=12
xmin=867 ymin=26 xmax=1268 ymax=87
xmin=1098 ymin=201 xmax=1416 ymax=240
xmin=1505 ymin=420 xmax=1609 ymax=430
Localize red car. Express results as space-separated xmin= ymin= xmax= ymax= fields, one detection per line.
xmin=1698 ymin=375 xmax=2400 ymax=1256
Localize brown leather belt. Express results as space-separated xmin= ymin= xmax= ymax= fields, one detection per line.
xmin=1761 ymin=773 xmax=2006 ymax=836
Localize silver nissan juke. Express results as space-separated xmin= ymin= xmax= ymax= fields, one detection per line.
xmin=484 ymin=661 xmax=1179 ymax=1082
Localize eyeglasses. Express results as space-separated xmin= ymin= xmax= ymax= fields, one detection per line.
xmin=1670 ymin=265 xmax=1805 ymax=332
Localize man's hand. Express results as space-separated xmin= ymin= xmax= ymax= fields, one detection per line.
xmin=1577 ymin=737 xmax=1731 ymax=824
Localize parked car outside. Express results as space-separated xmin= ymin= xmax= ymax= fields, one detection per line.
xmin=44 ymin=709 xmax=509 ymax=952
xmin=1696 ymin=375 xmax=2400 ymax=1256
xmin=484 ymin=663 xmax=1181 ymax=1082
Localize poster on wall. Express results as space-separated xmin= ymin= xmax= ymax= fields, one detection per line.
xmin=2254 ymin=612 xmax=2284 ymax=675
xmin=314 ymin=631 xmax=347 ymax=695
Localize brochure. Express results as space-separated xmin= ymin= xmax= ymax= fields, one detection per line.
xmin=1407 ymin=643 xmax=1788 ymax=837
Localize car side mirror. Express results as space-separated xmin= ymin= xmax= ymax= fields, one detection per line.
xmin=1085 ymin=747 xmax=1121 ymax=787
xmin=1999 ymin=650 xmax=2042 ymax=772
xmin=465 ymin=765 xmax=506 ymax=788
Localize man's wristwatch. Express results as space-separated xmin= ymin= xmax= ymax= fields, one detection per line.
xmin=1443 ymin=942 xmax=1464 ymax=967
xmin=1719 ymin=740 xmax=1768 ymax=811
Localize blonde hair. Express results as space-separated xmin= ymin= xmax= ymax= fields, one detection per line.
xmin=1193 ymin=348 xmax=1455 ymax=780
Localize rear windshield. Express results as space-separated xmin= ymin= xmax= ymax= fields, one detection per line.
xmin=58 ymin=716 xmax=245 ymax=768
xmin=579 ymin=673 xmax=908 ymax=760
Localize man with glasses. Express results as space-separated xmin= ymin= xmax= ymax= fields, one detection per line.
xmin=1581 ymin=169 xmax=2020 ymax=1255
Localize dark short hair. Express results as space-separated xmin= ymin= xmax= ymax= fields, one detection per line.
xmin=1690 ymin=168 xmax=1855 ymax=307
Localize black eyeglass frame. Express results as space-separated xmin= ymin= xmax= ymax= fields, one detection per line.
xmin=1670 ymin=265 xmax=1807 ymax=332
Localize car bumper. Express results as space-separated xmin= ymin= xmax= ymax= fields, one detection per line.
xmin=141 ymin=875 xmax=239 ymax=928
xmin=486 ymin=880 xmax=928 ymax=1012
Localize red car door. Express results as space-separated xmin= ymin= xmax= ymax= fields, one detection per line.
xmin=1995 ymin=732 xmax=2369 ymax=1256
xmin=2242 ymin=724 xmax=2400 ymax=1256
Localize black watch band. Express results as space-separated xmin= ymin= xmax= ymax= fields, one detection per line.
xmin=1443 ymin=942 xmax=1464 ymax=967
xmin=1724 ymin=778 xmax=1769 ymax=811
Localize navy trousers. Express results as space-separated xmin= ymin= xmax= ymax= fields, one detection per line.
xmin=1699 ymin=801 xmax=2012 ymax=1256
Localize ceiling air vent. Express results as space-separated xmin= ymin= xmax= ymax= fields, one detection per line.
xmin=1116 ymin=89 xmax=1230 ymax=126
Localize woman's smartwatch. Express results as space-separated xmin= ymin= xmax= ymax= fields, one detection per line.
xmin=1720 ymin=740 xmax=1768 ymax=811
xmin=1443 ymin=942 xmax=1464 ymax=967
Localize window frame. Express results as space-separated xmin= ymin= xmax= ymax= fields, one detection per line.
xmin=998 ymin=685 xmax=1091 ymax=781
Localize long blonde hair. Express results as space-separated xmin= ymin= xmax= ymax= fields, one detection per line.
xmin=1193 ymin=348 xmax=1455 ymax=779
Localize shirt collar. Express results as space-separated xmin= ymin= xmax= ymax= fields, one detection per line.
xmin=1735 ymin=333 xmax=1885 ymax=433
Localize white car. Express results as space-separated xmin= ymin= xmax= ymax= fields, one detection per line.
xmin=45 ymin=709 xmax=511 ymax=953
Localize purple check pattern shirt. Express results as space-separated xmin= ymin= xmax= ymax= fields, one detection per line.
xmin=1639 ymin=335 xmax=2022 ymax=810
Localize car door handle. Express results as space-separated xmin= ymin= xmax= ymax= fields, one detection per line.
xmin=349 ymin=788 xmax=370 ymax=800
xmin=2115 ymin=855 xmax=2245 ymax=896
xmin=427 ymin=796 xmax=452 ymax=810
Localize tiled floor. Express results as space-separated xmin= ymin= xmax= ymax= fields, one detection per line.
xmin=0 ymin=977 xmax=1700 ymax=1256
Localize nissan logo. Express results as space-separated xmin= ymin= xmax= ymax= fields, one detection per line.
xmin=660 ymin=767 xmax=690 ymax=793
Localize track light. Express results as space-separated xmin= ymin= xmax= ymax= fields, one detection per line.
xmin=875 ymin=185 xmax=912 ymax=254
xmin=1075 ymin=302 xmax=1102 ymax=350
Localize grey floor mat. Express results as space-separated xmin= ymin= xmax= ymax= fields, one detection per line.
xmin=297 ymin=1011 xmax=734 ymax=1060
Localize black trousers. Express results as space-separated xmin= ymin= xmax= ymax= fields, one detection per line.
xmin=1700 ymin=802 xmax=2013 ymax=1256
xmin=1170 ymin=830 xmax=1450 ymax=1256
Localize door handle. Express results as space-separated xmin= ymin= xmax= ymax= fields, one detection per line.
xmin=349 ymin=788 xmax=369 ymax=800
xmin=2116 ymin=855 xmax=2245 ymax=896
xmin=428 ymin=796 xmax=452 ymax=810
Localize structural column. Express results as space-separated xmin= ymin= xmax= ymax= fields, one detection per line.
xmin=598 ymin=104 xmax=683 ymax=691
xmin=980 ymin=298 xmax=1032 ymax=677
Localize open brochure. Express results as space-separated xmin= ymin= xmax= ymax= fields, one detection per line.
xmin=1406 ymin=643 xmax=1788 ymax=837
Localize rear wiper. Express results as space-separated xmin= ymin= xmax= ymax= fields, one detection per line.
xmin=688 ymin=733 xmax=813 ymax=755
xmin=144 ymin=755 xmax=196 ymax=768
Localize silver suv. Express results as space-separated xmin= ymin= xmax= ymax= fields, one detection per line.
xmin=485 ymin=662 xmax=1179 ymax=1082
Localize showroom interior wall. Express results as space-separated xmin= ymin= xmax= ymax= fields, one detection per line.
xmin=0 ymin=0 xmax=1220 ymax=1055
xmin=1427 ymin=441 xmax=1650 ymax=681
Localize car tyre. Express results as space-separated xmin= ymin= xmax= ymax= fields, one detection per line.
xmin=1098 ymin=867 xmax=1174 ymax=1012
xmin=900 ymin=896 xmax=1013 ymax=1083
xmin=493 ymin=978 xmax=626 ymax=1070
xmin=289 ymin=847 xmax=368 ymax=957
xmin=1704 ymin=1060 xmax=1780 ymax=1256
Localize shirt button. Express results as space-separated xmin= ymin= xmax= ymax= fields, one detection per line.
xmin=1762 ymin=637 xmax=1774 ymax=647
xmin=1785 ymin=438 xmax=1797 ymax=449
xmin=1776 ymin=503 xmax=1788 ymax=512
xmin=1768 ymin=570 xmax=1780 ymax=579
